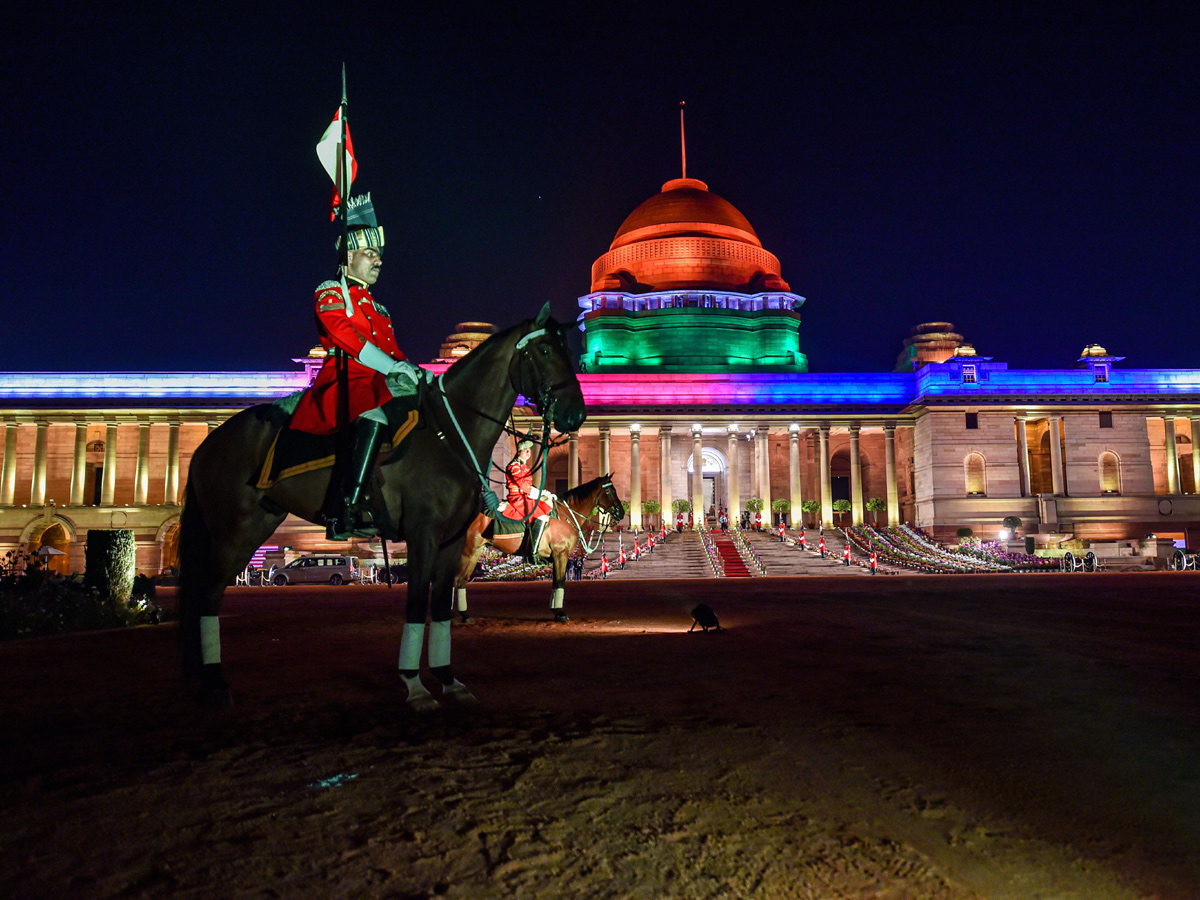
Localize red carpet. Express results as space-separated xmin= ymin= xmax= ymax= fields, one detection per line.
xmin=712 ymin=533 xmax=753 ymax=577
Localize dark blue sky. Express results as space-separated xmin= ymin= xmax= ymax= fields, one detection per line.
xmin=7 ymin=3 xmax=1197 ymax=373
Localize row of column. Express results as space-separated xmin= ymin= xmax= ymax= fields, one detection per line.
xmin=1163 ymin=415 xmax=1200 ymax=495
xmin=0 ymin=420 xmax=191 ymax=508
xmin=561 ymin=422 xmax=902 ymax=529
xmin=1015 ymin=414 xmax=1200 ymax=497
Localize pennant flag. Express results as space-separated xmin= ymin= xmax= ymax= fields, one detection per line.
xmin=316 ymin=107 xmax=357 ymax=220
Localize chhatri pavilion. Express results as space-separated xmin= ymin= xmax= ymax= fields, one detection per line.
xmin=2 ymin=172 xmax=1198 ymax=573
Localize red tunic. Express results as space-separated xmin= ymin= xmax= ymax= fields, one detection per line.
xmin=290 ymin=280 xmax=408 ymax=435
xmin=504 ymin=460 xmax=553 ymax=518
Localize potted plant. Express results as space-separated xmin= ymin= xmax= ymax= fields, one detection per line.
xmin=771 ymin=498 xmax=790 ymax=527
xmin=832 ymin=498 xmax=851 ymax=525
xmin=801 ymin=499 xmax=821 ymax=528
xmin=642 ymin=498 xmax=661 ymax=529
xmin=866 ymin=497 xmax=886 ymax=524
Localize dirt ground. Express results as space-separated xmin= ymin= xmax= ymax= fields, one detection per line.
xmin=2 ymin=573 xmax=1199 ymax=900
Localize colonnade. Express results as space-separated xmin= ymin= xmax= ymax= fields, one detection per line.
xmin=553 ymin=421 xmax=907 ymax=529
xmin=0 ymin=418 xmax=217 ymax=509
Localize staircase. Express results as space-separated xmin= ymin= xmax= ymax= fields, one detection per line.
xmin=711 ymin=532 xmax=753 ymax=577
xmin=596 ymin=530 xmax=715 ymax=579
xmin=744 ymin=529 xmax=875 ymax=576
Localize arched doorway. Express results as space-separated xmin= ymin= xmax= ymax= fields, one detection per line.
xmin=686 ymin=447 xmax=728 ymax=518
xmin=35 ymin=522 xmax=71 ymax=576
xmin=161 ymin=522 xmax=181 ymax=573
xmin=830 ymin=450 xmax=851 ymax=503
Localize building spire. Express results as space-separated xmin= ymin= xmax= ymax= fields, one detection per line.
xmin=679 ymin=101 xmax=687 ymax=179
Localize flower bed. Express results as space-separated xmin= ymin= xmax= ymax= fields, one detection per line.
xmin=843 ymin=525 xmax=1012 ymax=574
xmin=730 ymin=524 xmax=766 ymax=574
xmin=697 ymin=525 xmax=725 ymax=577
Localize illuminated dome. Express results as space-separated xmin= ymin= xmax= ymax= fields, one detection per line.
xmin=590 ymin=177 xmax=790 ymax=293
xmin=437 ymin=322 xmax=496 ymax=363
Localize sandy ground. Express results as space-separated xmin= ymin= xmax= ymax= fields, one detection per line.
xmin=2 ymin=573 xmax=1199 ymax=900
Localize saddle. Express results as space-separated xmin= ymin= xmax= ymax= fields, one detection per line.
xmin=253 ymin=392 xmax=422 ymax=491
xmin=482 ymin=506 xmax=557 ymax=563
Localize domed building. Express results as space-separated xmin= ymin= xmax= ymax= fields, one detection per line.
xmin=577 ymin=177 xmax=807 ymax=373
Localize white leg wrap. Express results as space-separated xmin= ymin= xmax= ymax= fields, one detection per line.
xmin=398 ymin=623 xmax=425 ymax=671
xmin=551 ymin=586 xmax=565 ymax=609
xmin=456 ymin=587 xmax=468 ymax=612
xmin=428 ymin=620 xmax=451 ymax=669
xmin=200 ymin=616 xmax=221 ymax=665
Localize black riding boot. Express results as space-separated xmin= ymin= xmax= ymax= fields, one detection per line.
xmin=326 ymin=418 xmax=386 ymax=541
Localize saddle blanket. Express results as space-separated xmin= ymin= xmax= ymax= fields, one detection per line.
xmin=254 ymin=394 xmax=421 ymax=490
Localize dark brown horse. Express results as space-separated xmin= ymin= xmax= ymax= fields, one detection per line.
xmin=453 ymin=474 xmax=624 ymax=623
xmin=178 ymin=304 xmax=585 ymax=709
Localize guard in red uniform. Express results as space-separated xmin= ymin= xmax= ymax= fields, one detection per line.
xmin=779 ymin=521 xmax=786 ymax=543
xmin=632 ymin=538 xmax=641 ymax=561
xmin=870 ymin=550 xmax=878 ymax=575
xmin=754 ymin=510 xmax=762 ymax=531
xmin=798 ymin=527 xmax=806 ymax=550
xmin=819 ymin=535 xmax=827 ymax=558
xmin=618 ymin=545 xmax=627 ymax=569
xmin=502 ymin=440 xmax=553 ymax=520
xmin=600 ymin=554 xmax=610 ymax=579
xmin=660 ymin=524 xmax=667 ymax=542
xmin=290 ymin=194 xmax=423 ymax=539
xmin=647 ymin=532 xmax=655 ymax=553
xmin=676 ymin=512 xmax=684 ymax=532
xmin=843 ymin=544 xmax=852 ymax=567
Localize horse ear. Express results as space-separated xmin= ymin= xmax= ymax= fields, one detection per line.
xmin=534 ymin=302 xmax=551 ymax=327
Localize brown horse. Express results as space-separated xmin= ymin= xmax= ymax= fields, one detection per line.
xmin=453 ymin=474 xmax=624 ymax=623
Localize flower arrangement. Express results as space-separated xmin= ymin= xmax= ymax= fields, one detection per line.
xmin=696 ymin=523 xmax=725 ymax=577
xmin=730 ymin=524 xmax=767 ymax=574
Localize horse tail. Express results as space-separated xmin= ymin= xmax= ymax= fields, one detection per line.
xmin=177 ymin=477 xmax=212 ymax=679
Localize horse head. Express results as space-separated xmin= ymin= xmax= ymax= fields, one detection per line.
xmin=511 ymin=303 xmax=586 ymax=435
xmin=596 ymin=473 xmax=625 ymax=528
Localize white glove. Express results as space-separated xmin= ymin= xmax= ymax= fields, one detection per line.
xmin=358 ymin=342 xmax=405 ymax=376
xmin=386 ymin=359 xmax=421 ymax=385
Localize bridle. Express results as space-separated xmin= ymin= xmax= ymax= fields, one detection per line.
xmin=509 ymin=325 xmax=576 ymax=426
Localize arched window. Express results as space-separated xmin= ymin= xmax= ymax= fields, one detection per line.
xmin=1099 ymin=451 xmax=1121 ymax=494
xmin=965 ymin=452 xmax=986 ymax=495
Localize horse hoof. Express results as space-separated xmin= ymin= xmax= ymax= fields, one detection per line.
xmin=553 ymin=613 xmax=571 ymax=624
xmin=199 ymin=687 xmax=233 ymax=709
xmin=441 ymin=682 xmax=478 ymax=706
xmin=407 ymin=693 xmax=440 ymax=713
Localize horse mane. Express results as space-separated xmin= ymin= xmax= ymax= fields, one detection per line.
xmin=562 ymin=475 xmax=606 ymax=505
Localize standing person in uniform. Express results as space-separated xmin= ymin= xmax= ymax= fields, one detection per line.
xmin=819 ymin=535 xmax=827 ymax=558
xmin=843 ymin=543 xmax=852 ymax=567
xmin=290 ymin=194 xmax=423 ymax=540
xmin=778 ymin=520 xmax=786 ymax=543
xmin=870 ymin=550 xmax=879 ymax=575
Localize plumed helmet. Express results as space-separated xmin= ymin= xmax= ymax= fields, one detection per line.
xmin=337 ymin=193 xmax=384 ymax=251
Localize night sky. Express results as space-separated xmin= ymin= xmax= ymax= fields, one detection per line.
xmin=8 ymin=4 xmax=1198 ymax=374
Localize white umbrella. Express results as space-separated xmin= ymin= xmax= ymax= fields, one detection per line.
xmin=36 ymin=546 xmax=66 ymax=557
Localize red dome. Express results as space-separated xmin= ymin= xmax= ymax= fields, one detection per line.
xmin=610 ymin=178 xmax=761 ymax=250
xmin=591 ymin=177 xmax=789 ymax=293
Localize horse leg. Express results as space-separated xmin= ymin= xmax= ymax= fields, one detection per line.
xmin=179 ymin=479 xmax=284 ymax=707
xmin=453 ymin=518 xmax=488 ymax=624
xmin=429 ymin=538 xmax=477 ymax=705
xmin=550 ymin=534 xmax=570 ymax=623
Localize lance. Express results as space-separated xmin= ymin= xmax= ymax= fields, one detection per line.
xmin=335 ymin=65 xmax=353 ymax=506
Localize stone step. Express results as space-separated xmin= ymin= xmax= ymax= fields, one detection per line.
xmin=594 ymin=530 xmax=716 ymax=580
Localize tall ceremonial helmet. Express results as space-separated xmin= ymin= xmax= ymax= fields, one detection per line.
xmin=337 ymin=193 xmax=384 ymax=251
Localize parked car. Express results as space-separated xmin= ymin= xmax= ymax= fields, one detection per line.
xmin=272 ymin=555 xmax=358 ymax=586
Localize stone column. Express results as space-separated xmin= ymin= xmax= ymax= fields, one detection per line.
xmin=788 ymin=426 xmax=802 ymax=527
xmin=101 ymin=423 xmax=118 ymax=506
xmin=629 ymin=425 xmax=642 ymax=530
xmin=1 ymin=422 xmax=16 ymax=507
xmin=70 ymin=421 xmax=88 ymax=506
xmin=884 ymin=423 xmax=899 ymax=526
xmin=691 ymin=425 xmax=704 ymax=522
xmin=567 ymin=432 xmax=579 ymax=489
xmin=818 ymin=424 xmax=832 ymax=527
xmin=1191 ymin=416 xmax=1200 ymax=494
xmin=658 ymin=426 xmax=672 ymax=524
xmin=1163 ymin=417 xmax=1180 ymax=495
xmin=725 ymin=426 xmax=740 ymax=518
xmin=848 ymin=424 xmax=863 ymax=525
xmin=165 ymin=422 xmax=181 ymax=505
xmin=1015 ymin=417 xmax=1030 ymax=497
xmin=757 ymin=425 xmax=772 ymax=518
xmin=134 ymin=422 xmax=150 ymax=505
xmin=1048 ymin=416 xmax=1065 ymax=496
xmin=31 ymin=421 xmax=49 ymax=507
xmin=598 ymin=425 xmax=610 ymax=477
